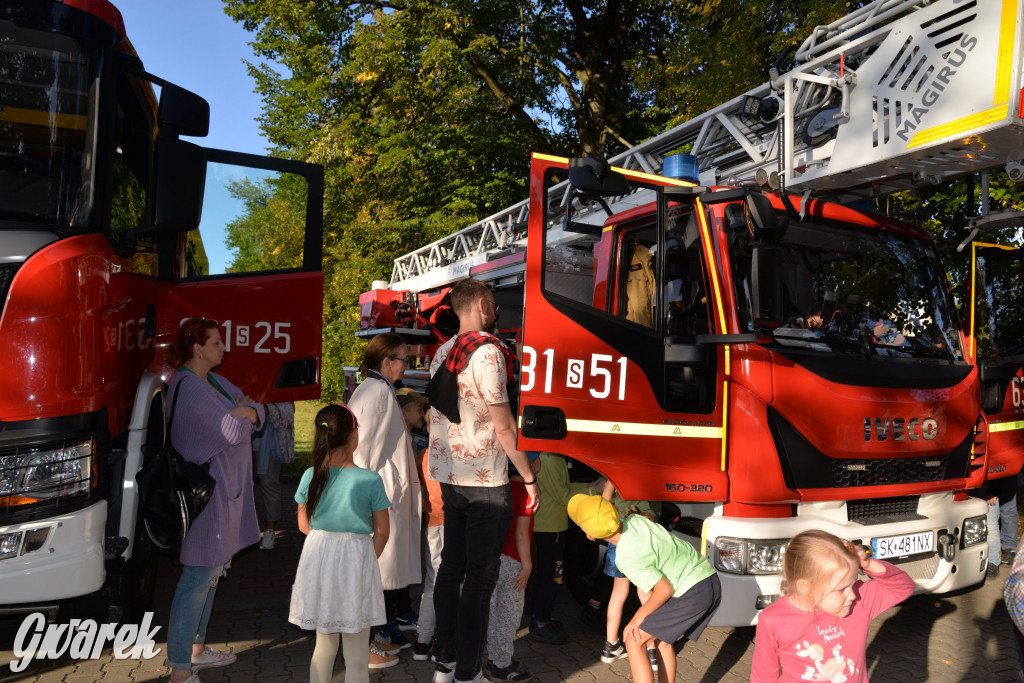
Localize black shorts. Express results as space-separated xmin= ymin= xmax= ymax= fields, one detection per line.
xmin=639 ymin=573 xmax=721 ymax=644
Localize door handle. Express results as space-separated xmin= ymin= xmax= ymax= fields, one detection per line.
xmin=521 ymin=405 xmax=567 ymax=439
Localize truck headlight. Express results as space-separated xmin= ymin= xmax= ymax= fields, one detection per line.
xmin=749 ymin=540 xmax=787 ymax=574
xmin=713 ymin=537 xmax=788 ymax=574
xmin=962 ymin=514 xmax=988 ymax=547
xmin=0 ymin=439 xmax=94 ymax=508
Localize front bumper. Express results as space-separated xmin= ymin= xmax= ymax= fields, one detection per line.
xmin=700 ymin=493 xmax=989 ymax=627
xmin=0 ymin=501 xmax=106 ymax=609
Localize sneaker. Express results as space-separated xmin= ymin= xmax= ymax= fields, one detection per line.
xmin=647 ymin=646 xmax=658 ymax=672
xmin=433 ymin=660 xmax=456 ymax=683
xmin=530 ymin=621 xmax=568 ymax=644
xmin=372 ymin=636 xmax=401 ymax=655
xmin=486 ymin=659 xmax=533 ymax=681
xmin=376 ymin=621 xmax=411 ymax=649
xmin=395 ymin=611 xmax=419 ymax=630
xmin=260 ymin=529 xmax=275 ymax=550
xmin=1004 ymin=549 xmax=1015 ymax=566
xmin=191 ymin=647 xmax=236 ymax=671
xmin=988 ymin=563 xmax=1001 ymax=578
xmin=600 ymin=639 xmax=626 ymax=664
xmin=413 ymin=640 xmax=433 ymax=661
xmin=368 ymin=643 xmax=399 ymax=669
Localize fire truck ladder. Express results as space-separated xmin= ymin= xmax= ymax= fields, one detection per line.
xmin=391 ymin=0 xmax=1021 ymax=291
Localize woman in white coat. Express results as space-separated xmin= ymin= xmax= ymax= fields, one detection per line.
xmin=349 ymin=333 xmax=423 ymax=645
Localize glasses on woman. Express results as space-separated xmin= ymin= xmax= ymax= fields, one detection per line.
xmin=388 ymin=356 xmax=410 ymax=365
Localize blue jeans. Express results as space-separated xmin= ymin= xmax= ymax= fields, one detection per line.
xmin=167 ymin=563 xmax=224 ymax=670
xmin=531 ymin=530 xmax=565 ymax=624
xmin=995 ymin=476 xmax=1019 ymax=551
xmin=434 ymin=483 xmax=512 ymax=681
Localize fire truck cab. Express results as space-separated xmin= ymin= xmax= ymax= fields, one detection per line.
xmin=0 ymin=0 xmax=323 ymax=621
xmin=511 ymin=154 xmax=989 ymax=625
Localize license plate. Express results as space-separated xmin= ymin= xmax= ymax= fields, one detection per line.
xmin=871 ymin=531 xmax=934 ymax=559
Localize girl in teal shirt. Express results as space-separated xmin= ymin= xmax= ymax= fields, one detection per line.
xmin=289 ymin=405 xmax=393 ymax=682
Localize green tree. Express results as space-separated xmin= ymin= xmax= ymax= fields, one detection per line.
xmin=224 ymin=174 xmax=306 ymax=273
xmin=223 ymin=0 xmax=857 ymax=398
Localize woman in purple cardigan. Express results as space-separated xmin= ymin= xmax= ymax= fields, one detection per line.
xmin=164 ymin=318 xmax=264 ymax=683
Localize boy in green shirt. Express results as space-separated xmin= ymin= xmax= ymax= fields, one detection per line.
xmin=568 ymin=493 xmax=721 ymax=683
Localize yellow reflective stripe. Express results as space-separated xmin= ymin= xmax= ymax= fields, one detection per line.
xmin=533 ymin=152 xmax=567 ymax=163
xmin=990 ymin=420 xmax=1024 ymax=433
xmin=907 ymin=105 xmax=1009 ymax=149
xmin=615 ymin=167 xmax=694 ymax=187
xmin=529 ymin=152 xmax=696 ymax=188
xmin=969 ymin=242 xmax=978 ymax=362
xmin=700 ymin=517 xmax=709 ymax=558
xmin=565 ymin=418 xmax=722 ymax=439
xmin=995 ymin=0 xmax=1018 ymax=105
xmin=695 ymin=200 xmax=729 ymax=333
xmin=720 ymin=380 xmax=729 ymax=471
xmin=0 ymin=106 xmax=86 ymax=130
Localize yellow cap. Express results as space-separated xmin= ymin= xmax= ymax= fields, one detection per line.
xmin=567 ymin=493 xmax=620 ymax=539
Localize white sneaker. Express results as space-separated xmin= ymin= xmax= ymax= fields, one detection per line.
xmin=260 ymin=530 xmax=275 ymax=550
xmin=191 ymin=646 xmax=236 ymax=671
xmin=433 ymin=660 xmax=456 ymax=683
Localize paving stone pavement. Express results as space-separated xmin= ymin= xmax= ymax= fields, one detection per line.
xmin=0 ymin=482 xmax=1020 ymax=682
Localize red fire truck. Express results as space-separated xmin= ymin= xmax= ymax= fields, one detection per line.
xmin=359 ymin=0 xmax=1024 ymax=625
xmin=0 ymin=0 xmax=323 ymax=621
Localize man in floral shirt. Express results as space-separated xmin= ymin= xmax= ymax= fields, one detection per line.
xmin=427 ymin=278 xmax=539 ymax=683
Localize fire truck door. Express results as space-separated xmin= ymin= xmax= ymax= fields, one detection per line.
xmin=970 ymin=242 xmax=1024 ymax=478
xmin=156 ymin=151 xmax=324 ymax=404
xmin=516 ymin=155 xmax=728 ymax=502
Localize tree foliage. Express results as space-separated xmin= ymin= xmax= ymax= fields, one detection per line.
xmin=225 ymin=0 xmax=999 ymax=399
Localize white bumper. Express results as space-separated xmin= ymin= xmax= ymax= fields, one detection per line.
xmin=0 ymin=501 xmax=106 ymax=605
xmin=701 ymin=493 xmax=989 ymax=627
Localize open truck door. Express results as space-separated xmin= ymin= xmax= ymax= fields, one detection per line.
xmin=969 ymin=241 xmax=1024 ymax=479
xmin=151 ymin=147 xmax=323 ymax=402
xmin=515 ymin=154 xmax=737 ymax=502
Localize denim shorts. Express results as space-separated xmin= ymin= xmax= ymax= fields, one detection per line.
xmin=603 ymin=543 xmax=626 ymax=579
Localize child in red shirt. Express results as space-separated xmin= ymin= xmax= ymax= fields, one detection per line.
xmin=751 ymin=530 xmax=914 ymax=682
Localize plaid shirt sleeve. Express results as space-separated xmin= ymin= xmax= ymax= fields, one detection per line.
xmin=1005 ymin=537 xmax=1024 ymax=634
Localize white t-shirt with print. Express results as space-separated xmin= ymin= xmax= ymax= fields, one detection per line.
xmin=427 ymin=335 xmax=510 ymax=487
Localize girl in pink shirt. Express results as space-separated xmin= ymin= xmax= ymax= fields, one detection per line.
xmin=751 ymin=530 xmax=914 ymax=682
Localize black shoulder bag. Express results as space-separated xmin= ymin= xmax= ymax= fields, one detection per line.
xmin=136 ymin=379 xmax=217 ymax=549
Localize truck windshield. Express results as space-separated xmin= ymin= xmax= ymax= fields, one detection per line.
xmin=729 ymin=215 xmax=965 ymax=361
xmin=0 ymin=22 xmax=98 ymax=227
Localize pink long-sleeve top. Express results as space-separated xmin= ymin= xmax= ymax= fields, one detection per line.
xmin=751 ymin=561 xmax=915 ymax=682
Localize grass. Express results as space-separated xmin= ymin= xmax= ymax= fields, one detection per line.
xmin=282 ymin=400 xmax=319 ymax=477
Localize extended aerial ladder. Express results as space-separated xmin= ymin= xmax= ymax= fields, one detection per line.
xmin=388 ymin=0 xmax=1024 ymax=294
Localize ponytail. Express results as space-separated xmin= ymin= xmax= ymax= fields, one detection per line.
xmin=305 ymin=404 xmax=358 ymax=522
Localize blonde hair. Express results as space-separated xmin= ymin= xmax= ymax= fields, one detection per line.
xmin=782 ymin=530 xmax=858 ymax=607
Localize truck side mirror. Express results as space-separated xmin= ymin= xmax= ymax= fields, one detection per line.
xmin=752 ymin=244 xmax=784 ymax=324
xmin=744 ymin=191 xmax=780 ymax=240
xmin=568 ymin=157 xmax=630 ymax=197
xmin=152 ymin=137 xmax=206 ymax=231
xmin=158 ymin=82 xmax=210 ymax=138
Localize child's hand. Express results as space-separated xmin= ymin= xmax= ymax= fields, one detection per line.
xmin=624 ymin=615 xmax=644 ymax=643
xmin=513 ymin=566 xmax=531 ymax=592
xmin=845 ymin=541 xmax=882 ymax=574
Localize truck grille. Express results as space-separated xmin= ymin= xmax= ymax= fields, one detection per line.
xmin=832 ymin=456 xmax=946 ymax=488
xmin=768 ymin=408 xmax=973 ymax=489
xmin=847 ymin=496 xmax=921 ymax=524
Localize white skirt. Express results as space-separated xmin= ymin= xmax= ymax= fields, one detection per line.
xmin=289 ymin=529 xmax=386 ymax=633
